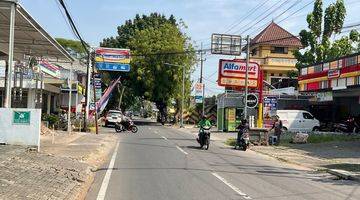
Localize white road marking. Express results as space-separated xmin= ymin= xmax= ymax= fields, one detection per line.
xmin=161 ymin=136 xmax=168 ymax=140
xmin=96 ymin=142 xmax=120 ymax=200
xmin=212 ymin=172 xmax=252 ymax=199
xmin=176 ymin=145 xmax=188 ymax=155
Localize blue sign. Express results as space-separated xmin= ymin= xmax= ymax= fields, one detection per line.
xmin=96 ymin=62 xmax=130 ymax=72
xmin=195 ymin=96 xmax=203 ymax=103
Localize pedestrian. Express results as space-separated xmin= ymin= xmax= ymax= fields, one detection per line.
xmin=269 ymin=115 xmax=283 ymax=145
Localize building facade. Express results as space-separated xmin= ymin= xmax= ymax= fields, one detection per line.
xmin=249 ymin=22 xmax=302 ymax=89
xmin=298 ymin=52 xmax=360 ymax=122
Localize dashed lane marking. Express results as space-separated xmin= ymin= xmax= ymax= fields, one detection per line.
xmin=212 ymin=172 xmax=252 ymax=199
xmin=176 ymin=145 xmax=188 ymax=155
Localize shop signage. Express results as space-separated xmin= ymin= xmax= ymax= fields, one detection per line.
xmin=0 ymin=60 xmax=5 ymax=78
xmin=13 ymin=111 xmax=31 ymax=125
xmin=95 ymin=48 xmax=131 ymax=72
xmin=242 ymin=93 xmax=258 ymax=108
xmin=316 ymin=92 xmax=333 ymax=102
xmin=328 ymin=69 xmax=340 ymax=79
xmin=194 ymin=82 xmax=204 ymax=103
xmin=218 ymin=59 xmax=260 ymax=88
xmin=264 ymin=97 xmax=277 ymax=117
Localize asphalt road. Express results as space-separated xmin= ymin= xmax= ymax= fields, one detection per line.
xmin=86 ymin=120 xmax=360 ymax=200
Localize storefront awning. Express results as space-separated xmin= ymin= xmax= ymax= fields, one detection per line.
xmin=0 ymin=0 xmax=74 ymax=63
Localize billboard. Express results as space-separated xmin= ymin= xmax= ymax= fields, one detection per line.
xmin=211 ymin=34 xmax=242 ymax=56
xmin=218 ymin=59 xmax=260 ymax=88
xmin=95 ymin=48 xmax=131 ymax=72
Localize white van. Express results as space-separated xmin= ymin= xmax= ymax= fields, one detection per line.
xmin=276 ymin=110 xmax=320 ymax=132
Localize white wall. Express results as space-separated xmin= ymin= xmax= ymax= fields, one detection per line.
xmin=0 ymin=108 xmax=41 ymax=151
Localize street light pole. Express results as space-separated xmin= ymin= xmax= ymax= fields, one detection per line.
xmin=165 ymin=63 xmax=185 ymax=128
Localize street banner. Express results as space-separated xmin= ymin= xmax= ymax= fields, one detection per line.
xmin=95 ymin=48 xmax=131 ymax=72
xmin=38 ymin=60 xmax=61 ymax=78
xmin=218 ymin=59 xmax=260 ymax=88
xmin=194 ymin=82 xmax=204 ymax=103
xmin=89 ymin=76 xmax=121 ymax=116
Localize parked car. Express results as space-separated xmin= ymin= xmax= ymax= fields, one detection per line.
xmin=104 ymin=110 xmax=123 ymax=127
xmin=276 ymin=110 xmax=320 ymax=132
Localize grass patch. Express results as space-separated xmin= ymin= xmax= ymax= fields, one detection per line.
xmin=324 ymin=163 xmax=360 ymax=172
xmin=307 ymin=134 xmax=360 ymax=143
xmin=225 ymin=138 xmax=236 ymax=146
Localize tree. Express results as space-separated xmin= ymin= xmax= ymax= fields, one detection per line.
xmin=100 ymin=13 xmax=196 ymax=119
xmin=55 ymin=38 xmax=88 ymax=59
xmin=294 ymin=0 xmax=359 ymax=69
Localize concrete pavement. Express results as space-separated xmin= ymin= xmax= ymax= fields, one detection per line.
xmin=86 ymin=121 xmax=360 ymax=200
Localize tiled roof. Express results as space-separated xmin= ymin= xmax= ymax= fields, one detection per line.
xmin=251 ymin=22 xmax=302 ymax=47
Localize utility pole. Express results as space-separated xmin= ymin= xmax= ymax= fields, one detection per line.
xmin=67 ymin=63 xmax=72 ymax=134
xmin=92 ymin=63 xmax=99 ymax=134
xmin=199 ymin=43 xmax=206 ymax=116
xmin=244 ymin=35 xmax=250 ymax=120
xmin=83 ymin=51 xmax=91 ymax=131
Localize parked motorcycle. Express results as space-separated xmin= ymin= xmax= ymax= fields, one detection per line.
xmin=115 ymin=120 xmax=138 ymax=133
xmin=234 ymin=132 xmax=250 ymax=151
xmin=333 ymin=118 xmax=359 ymax=134
xmin=198 ymin=126 xmax=211 ymax=150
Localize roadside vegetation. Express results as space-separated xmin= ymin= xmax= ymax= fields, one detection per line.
xmin=225 ymin=133 xmax=360 ymax=146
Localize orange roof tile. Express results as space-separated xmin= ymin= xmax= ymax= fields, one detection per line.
xmin=251 ymin=22 xmax=302 ymax=47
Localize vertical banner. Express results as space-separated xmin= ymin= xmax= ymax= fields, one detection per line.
xmin=227 ymin=108 xmax=236 ymax=132
xmin=195 ymin=82 xmax=204 ymax=103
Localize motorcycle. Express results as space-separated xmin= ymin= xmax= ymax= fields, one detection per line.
xmin=115 ymin=120 xmax=138 ymax=133
xmin=234 ymin=132 xmax=250 ymax=151
xmin=198 ymin=126 xmax=211 ymax=150
xmin=333 ymin=118 xmax=359 ymax=134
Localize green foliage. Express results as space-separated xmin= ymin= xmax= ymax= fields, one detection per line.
xmin=42 ymin=114 xmax=59 ymax=127
xmin=56 ymin=38 xmax=88 ymax=59
xmin=101 ymin=13 xmax=196 ymax=113
xmin=294 ymin=0 xmax=359 ymax=69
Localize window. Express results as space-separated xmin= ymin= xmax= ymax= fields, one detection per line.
xmin=303 ymin=112 xmax=314 ymax=119
xmin=331 ymin=79 xmax=338 ymax=88
xmin=330 ymin=61 xmax=338 ymax=69
xmin=308 ymin=66 xmax=314 ymax=74
xmin=345 ymin=56 xmax=357 ymax=67
xmin=279 ymin=73 xmax=282 ymax=77
xmin=346 ymin=77 xmax=355 ymax=86
xmin=323 ymin=62 xmax=329 ymax=71
xmin=271 ymin=47 xmax=288 ymax=54
xmin=314 ymin=64 xmax=322 ymax=72
xmin=338 ymin=78 xmax=346 ymax=87
xmin=271 ymin=73 xmax=274 ymax=76
xmin=321 ymin=80 xmax=328 ymax=89
xmin=251 ymin=48 xmax=257 ymax=56
xmin=356 ymin=76 xmax=360 ymax=85
xmin=338 ymin=59 xmax=343 ymax=68
xmin=301 ymin=67 xmax=308 ymax=75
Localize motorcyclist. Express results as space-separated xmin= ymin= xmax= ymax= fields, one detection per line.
xmin=236 ymin=119 xmax=249 ymax=148
xmin=197 ymin=115 xmax=212 ymax=143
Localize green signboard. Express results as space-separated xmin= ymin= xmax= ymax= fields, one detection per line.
xmin=13 ymin=111 xmax=31 ymax=125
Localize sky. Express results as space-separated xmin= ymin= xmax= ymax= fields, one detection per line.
xmin=19 ymin=0 xmax=360 ymax=96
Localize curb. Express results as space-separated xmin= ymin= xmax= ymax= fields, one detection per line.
xmin=327 ymin=169 xmax=360 ymax=181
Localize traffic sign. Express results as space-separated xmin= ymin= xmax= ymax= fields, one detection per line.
xmin=243 ymin=93 xmax=258 ymax=108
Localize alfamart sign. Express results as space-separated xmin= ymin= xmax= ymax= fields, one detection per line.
xmin=218 ymin=59 xmax=260 ymax=88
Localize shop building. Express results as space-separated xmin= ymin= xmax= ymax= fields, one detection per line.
xmin=298 ymin=52 xmax=360 ymax=122
xmin=0 ymin=1 xmax=86 ymax=114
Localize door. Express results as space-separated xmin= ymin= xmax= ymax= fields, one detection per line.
xmin=286 ymin=112 xmax=302 ymax=131
xmin=302 ymin=112 xmax=315 ymax=131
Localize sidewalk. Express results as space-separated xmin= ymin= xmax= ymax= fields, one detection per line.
xmin=175 ymin=125 xmax=360 ymax=181
xmin=0 ymin=129 xmax=117 ymax=200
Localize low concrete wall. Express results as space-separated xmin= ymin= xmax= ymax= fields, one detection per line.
xmin=0 ymin=108 xmax=41 ymax=151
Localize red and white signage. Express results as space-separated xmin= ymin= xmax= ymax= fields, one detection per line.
xmin=218 ymin=59 xmax=260 ymax=88
xmin=328 ymin=69 xmax=340 ymax=79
